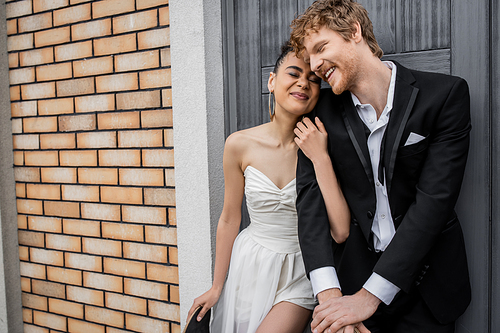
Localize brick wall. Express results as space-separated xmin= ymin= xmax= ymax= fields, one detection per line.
xmin=6 ymin=0 xmax=179 ymax=332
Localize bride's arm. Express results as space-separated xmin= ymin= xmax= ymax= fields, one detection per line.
xmin=295 ymin=117 xmax=350 ymax=243
xmin=187 ymin=133 xmax=245 ymax=321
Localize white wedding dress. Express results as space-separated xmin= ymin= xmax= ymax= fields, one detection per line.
xmin=211 ymin=166 xmax=316 ymax=333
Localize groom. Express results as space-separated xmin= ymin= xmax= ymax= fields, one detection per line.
xmin=292 ymin=0 xmax=471 ymax=332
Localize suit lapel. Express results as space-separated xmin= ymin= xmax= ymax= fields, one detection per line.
xmin=341 ymin=92 xmax=374 ymax=187
xmin=383 ymin=64 xmax=419 ymax=197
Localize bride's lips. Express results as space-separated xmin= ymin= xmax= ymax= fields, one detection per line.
xmin=290 ymin=92 xmax=309 ymax=100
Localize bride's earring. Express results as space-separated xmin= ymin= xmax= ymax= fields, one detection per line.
xmin=268 ymin=91 xmax=275 ymax=121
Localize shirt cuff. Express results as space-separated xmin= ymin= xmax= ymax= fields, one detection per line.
xmin=309 ymin=266 xmax=341 ymax=297
xmin=363 ymin=272 xmax=401 ymax=305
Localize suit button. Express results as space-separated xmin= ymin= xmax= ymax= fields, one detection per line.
xmin=367 ymin=211 xmax=374 ymax=219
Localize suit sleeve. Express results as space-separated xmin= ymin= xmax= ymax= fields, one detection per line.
xmin=374 ymin=78 xmax=471 ymax=293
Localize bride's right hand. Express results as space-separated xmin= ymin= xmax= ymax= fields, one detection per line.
xmin=187 ymin=287 xmax=222 ymax=323
xmin=294 ymin=116 xmax=329 ymax=164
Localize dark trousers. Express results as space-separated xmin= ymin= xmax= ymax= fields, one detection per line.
xmin=363 ymin=287 xmax=455 ymax=333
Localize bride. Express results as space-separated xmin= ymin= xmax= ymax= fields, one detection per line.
xmin=187 ymin=42 xmax=350 ymax=333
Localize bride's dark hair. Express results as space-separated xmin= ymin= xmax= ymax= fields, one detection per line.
xmin=272 ymin=41 xmax=294 ymax=74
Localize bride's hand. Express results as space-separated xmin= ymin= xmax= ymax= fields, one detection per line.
xmin=187 ymin=287 xmax=221 ymax=323
xmin=294 ymin=117 xmax=329 ymax=164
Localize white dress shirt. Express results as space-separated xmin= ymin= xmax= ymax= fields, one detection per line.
xmin=309 ymin=62 xmax=401 ymax=305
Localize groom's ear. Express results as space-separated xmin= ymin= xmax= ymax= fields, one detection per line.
xmin=267 ymin=72 xmax=275 ymax=93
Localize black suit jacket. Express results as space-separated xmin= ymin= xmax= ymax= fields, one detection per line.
xmin=296 ymin=62 xmax=472 ymax=324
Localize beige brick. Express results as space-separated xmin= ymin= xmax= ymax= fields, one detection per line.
xmin=13 ymin=150 xmax=24 ymax=165
xmin=83 ymin=272 xmax=122 ymax=292
xmin=65 ymin=252 xmax=102 ymax=272
xmin=36 ymin=62 xmax=72 ymax=81
xmin=7 ymin=34 xmax=34 ymax=52
xmin=124 ymin=242 xmax=167 ymax=263
xmin=9 ymin=53 xmax=19 ymax=68
xmin=17 ymin=199 xmax=43 ymax=215
xmin=147 ymin=263 xmax=178 ymax=284
xmin=12 ymin=119 xmax=23 ymax=134
xmin=96 ymin=73 xmax=138 ymax=93
xmin=72 ymin=19 xmax=111 ymax=41
xmin=20 ymin=47 xmax=54 ymax=67
xmin=71 ymin=0 xmax=93 ymax=3
xmin=140 ymin=109 xmax=172 ymax=128
xmin=94 ymin=34 xmax=136 ymax=56
xmin=159 ymin=6 xmax=170 ymax=26
xmin=115 ymin=50 xmax=159 ymax=72
xmin=20 ymin=261 xmax=46 ymax=279
xmin=18 ymin=230 xmax=44 ymax=247
xmin=21 ymin=82 xmax=56 ymax=100
xmin=124 ymin=278 xmax=167 ymax=301
xmin=59 ymin=150 xmax=97 ymax=166
xmin=56 ymin=77 xmax=95 ymax=97
xmin=120 ymin=168 xmax=164 ymax=186
xmin=40 ymin=133 xmax=76 ymax=149
xmin=165 ymin=129 xmax=173 ymax=146
xmin=99 ymin=149 xmax=141 ymax=167
xmin=18 ymin=12 xmax=52 ymax=33
xmin=75 ymin=94 xmax=114 ymax=113
xmin=26 ymin=183 xmax=60 ymax=200
xmin=44 ymin=200 xmax=80 ymax=218
xmin=67 ymin=285 xmax=103 ymax=306
xmin=138 ymin=27 xmax=170 ymax=50
xmin=16 ymin=182 xmax=26 ymax=197
xmin=162 ymin=88 xmax=172 ymax=107
xmin=122 ymin=205 xmax=166 ymax=225
xmin=28 ymin=215 xmax=62 ymax=233
xmin=149 ymin=300 xmax=180 ymax=321
xmin=125 ymin=313 xmax=169 ymax=333
xmin=81 ymin=202 xmax=120 ymax=221
xmin=116 ymin=90 xmax=161 ymax=110
xmin=34 ymin=27 xmax=70 ymax=48
xmin=104 ymin=258 xmax=145 ymax=278
xmin=63 ymin=218 xmax=100 ymax=237
xmin=142 ymin=149 xmax=174 ymax=167
xmin=82 ymin=237 xmax=121 ymax=257
xmin=11 ymin=101 xmax=37 ymax=117
xmin=34 ymin=0 xmax=68 ymax=13
xmin=113 ymin=9 xmax=157 ymax=34
xmin=106 ymin=292 xmax=146 ymax=315
xmin=21 ymin=277 xmax=31 ymax=293
xmin=78 ymin=168 xmax=118 ymax=185
xmin=61 ymin=189 xmax=93 ymax=210
xmin=73 ymin=56 xmax=113 ymax=77
xmin=77 ymin=131 xmax=116 ymax=149
xmin=46 ymin=233 xmax=81 ymax=251
xmin=119 ymin=129 xmax=163 ymax=148
xmin=39 ymin=98 xmax=74 ymax=116
xmin=23 ymin=116 xmax=57 ymax=133
xmin=144 ymin=188 xmax=175 ymax=207
xmin=160 ymin=47 xmax=171 ymax=66
xmin=68 ymin=319 xmax=105 ymax=333
xmin=85 ymin=305 xmax=124 ymax=328
xmin=169 ymin=246 xmax=178 ymax=265
xmin=23 ymin=307 xmax=32 ymax=323
xmin=101 ymin=186 xmax=142 ymax=205
xmin=7 ymin=19 xmax=17 ymax=35
xmin=59 ymin=114 xmax=96 ymax=132
xmin=18 ymin=215 xmax=28 ymax=229
xmin=22 ymin=293 xmax=48 ymax=311
xmin=139 ymin=68 xmax=171 ymax=89
xmin=97 ymin=111 xmax=140 ymax=130
xmin=6 ymin=1 xmax=32 ymax=19
xmin=12 ymin=135 xmax=40 ymax=149
xmin=49 ymin=298 xmax=83 ymax=319
xmin=33 ymin=310 xmax=66 ymax=331
xmin=107 ymin=328 xmax=132 ymax=333
xmin=32 ymin=280 xmax=65 ymax=299
xmin=101 ymin=222 xmax=143 ymax=242
xmin=145 ymin=225 xmax=176 ymax=245
xmin=24 ymin=151 xmax=59 ymax=166
xmin=10 ymin=67 xmax=35 ymax=85
xmin=10 ymin=86 xmax=21 ymax=102
xmin=41 ymin=167 xmax=77 ymax=183
xmin=55 ymin=41 xmax=92 ymax=62
xmin=47 ymin=266 xmax=82 ymax=285
xmin=137 ymin=0 xmax=168 ymax=10
xmin=30 ymin=248 xmax=64 ymax=266
xmin=92 ymin=0 xmax=135 ymax=18
xmin=54 ymin=3 xmax=90 ymax=26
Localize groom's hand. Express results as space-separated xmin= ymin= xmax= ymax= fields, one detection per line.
xmin=311 ymin=288 xmax=380 ymax=333
xmin=317 ymin=288 xmax=342 ymax=304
